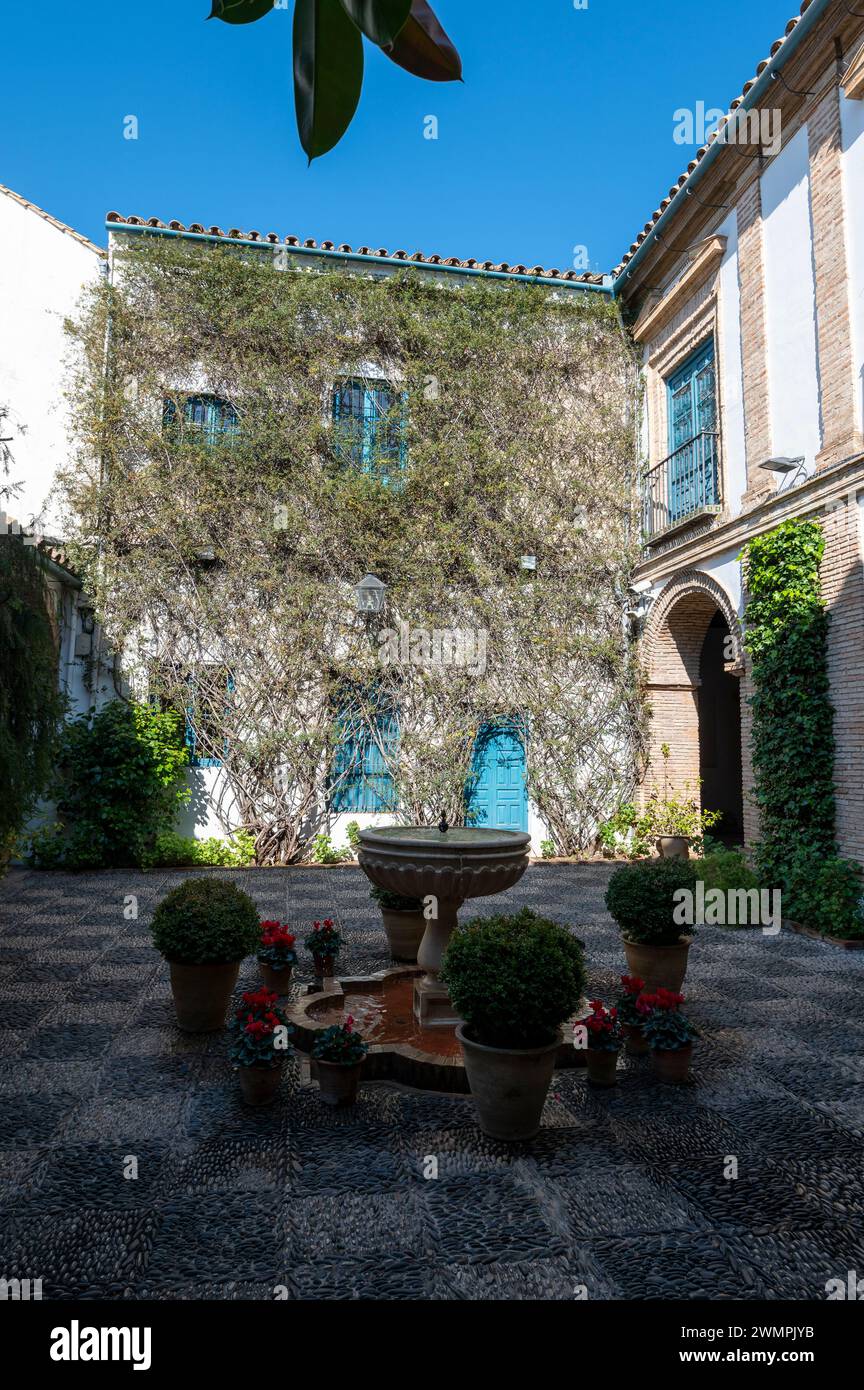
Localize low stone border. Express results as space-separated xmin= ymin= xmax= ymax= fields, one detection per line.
xmin=785 ymin=919 xmax=864 ymax=950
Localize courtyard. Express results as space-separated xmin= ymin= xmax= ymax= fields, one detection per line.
xmin=0 ymin=862 xmax=862 ymax=1302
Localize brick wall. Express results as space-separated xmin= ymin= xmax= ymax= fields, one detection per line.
xmin=821 ymin=497 xmax=864 ymax=863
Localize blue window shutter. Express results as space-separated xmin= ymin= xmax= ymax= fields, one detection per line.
xmin=185 ymin=670 xmax=233 ymax=769
xmin=163 ymin=395 xmax=239 ymax=447
xmin=665 ymin=341 xmax=718 ymax=523
xmin=329 ymin=693 xmax=398 ymax=812
xmin=332 ymin=379 xmax=406 ymax=485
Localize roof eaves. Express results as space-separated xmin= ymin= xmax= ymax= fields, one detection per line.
xmin=105 ymin=213 xmax=613 ymax=292
xmin=0 ymin=182 xmax=105 ymax=257
xmin=613 ymin=0 xmax=831 ymax=288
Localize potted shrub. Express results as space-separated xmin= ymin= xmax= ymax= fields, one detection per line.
xmin=228 ymin=987 xmax=292 ymax=1106
xmin=605 ymin=858 xmax=698 ymax=992
xmin=150 ymin=877 xmax=261 ymax=1032
xmin=640 ymin=988 xmax=698 ymax=1084
xmin=616 ymin=974 xmax=649 ymax=1055
xmin=370 ymin=884 xmax=426 ymax=963
xmin=304 ymin=918 xmax=341 ymax=978
xmin=442 ymin=908 xmax=586 ymax=1141
xmin=257 ymin=920 xmax=298 ymax=993
xmin=638 ymin=745 xmax=721 ymax=860
xmin=579 ymin=999 xmax=623 ymax=1087
xmin=312 ymin=1016 xmax=368 ymax=1106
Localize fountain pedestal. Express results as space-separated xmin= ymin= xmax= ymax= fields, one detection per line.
xmin=414 ymin=899 xmax=462 ymax=1025
xmin=358 ymin=825 xmax=531 ymax=1028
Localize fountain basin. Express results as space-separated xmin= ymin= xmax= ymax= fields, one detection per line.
xmin=358 ymin=825 xmax=531 ymax=1026
xmin=357 ymin=825 xmax=532 ymax=903
xmin=286 ymin=966 xmax=589 ymax=1094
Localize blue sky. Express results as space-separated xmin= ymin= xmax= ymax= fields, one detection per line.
xmin=2 ymin=0 xmax=797 ymax=274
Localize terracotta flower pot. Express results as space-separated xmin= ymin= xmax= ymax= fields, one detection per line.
xmin=238 ymin=1064 xmax=283 ymax=1107
xmin=587 ymin=1048 xmax=620 ymax=1088
xmin=652 ymin=1043 xmax=693 ymax=1084
xmin=168 ymin=960 xmax=240 ymax=1032
xmin=457 ymin=1025 xmax=559 ymax=1141
xmin=658 ymin=836 xmax=690 ymax=861
xmin=623 ymin=1022 xmax=650 ymax=1056
xmin=380 ymin=908 xmax=426 ymax=963
xmin=623 ymin=938 xmax=691 ymax=993
xmin=258 ymin=959 xmax=294 ymax=994
xmin=312 ymin=953 xmax=336 ymax=979
xmin=315 ymin=1058 xmax=363 ymax=1107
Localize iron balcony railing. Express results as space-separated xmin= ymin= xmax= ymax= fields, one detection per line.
xmin=642 ymin=430 xmax=721 ymax=541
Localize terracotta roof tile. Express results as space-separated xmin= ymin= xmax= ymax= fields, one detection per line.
xmin=105 ymin=211 xmax=607 ymax=287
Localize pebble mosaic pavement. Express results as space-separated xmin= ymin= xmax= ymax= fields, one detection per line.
xmin=0 ymin=863 xmax=862 ymax=1301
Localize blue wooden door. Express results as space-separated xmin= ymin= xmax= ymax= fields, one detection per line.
xmin=468 ymin=723 xmax=528 ymax=831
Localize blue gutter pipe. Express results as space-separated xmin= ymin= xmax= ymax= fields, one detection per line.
xmin=612 ymin=0 xmax=834 ymax=297
xmin=106 ymin=221 xmax=614 ymax=295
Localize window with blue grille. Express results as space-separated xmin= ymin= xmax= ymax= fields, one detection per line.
xmin=184 ymin=671 xmax=234 ymax=769
xmin=328 ymin=689 xmax=398 ymax=813
xmin=332 ymin=379 xmax=406 ymax=484
xmin=665 ymin=341 xmax=719 ymax=523
xmin=163 ymin=395 xmax=240 ymax=446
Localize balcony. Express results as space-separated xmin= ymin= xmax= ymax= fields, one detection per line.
xmin=642 ymin=430 xmax=722 ymax=542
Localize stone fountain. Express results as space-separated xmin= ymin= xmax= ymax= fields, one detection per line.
xmin=286 ymin=818 xmax=587 ymax=1092
xmin=357 ymin=819 xmax=531 ymax=1026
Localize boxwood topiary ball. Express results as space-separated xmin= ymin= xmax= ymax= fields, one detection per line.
xmin=150 ymin=877 xmax=261 ymax=965
xmin=605 ymin=858 xmax=698 ymax=946
xmin=441 ymin=908 xmax=586 ymax=1050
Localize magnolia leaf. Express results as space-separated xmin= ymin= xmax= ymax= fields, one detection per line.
xmin=382 ymin=0 xmax=461 ymax=82
xmin=294 ymin=0 xmax=365 ymax=161
xmin=338 ymin=0 xmax=411 ymax=46
xmin=208 ymin=0 xmax=276 ymax=23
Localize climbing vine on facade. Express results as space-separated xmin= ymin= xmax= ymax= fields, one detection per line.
xmin=742 ymin=517 xmax=836 ymax=878
xmin=61 ymin=234 xmax=644 ymax=863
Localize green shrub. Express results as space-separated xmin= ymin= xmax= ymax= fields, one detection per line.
xmin=598 ymin=803 xmax=646 ymax=858
xmin=605 ymin=858 xmax=698 ymax=946
xmin=540 ymin=839 xmax=556 ymax=860
xmin=28 ymin=700 xmax=189 ymax=870
xmin=150 ymin=877 xmax=261 ymax=964
xmin=309 ymin=833 xmax=351 ymax=865
xmin=0 ymin=539 xmax=65 ymax=862
xmin=144 ymin=830 xmax=256 ymax=869
xmin=692 ymin=848 xmax=759 ymax=896
xmin=441 ymin=908 xmax=586 ymax=1049
xmin=345 ymin=821 xmax=361 ymax=852
xmin=783 ymin=851 xmax=864 ymax=940
xmin=370 ymin=883 xmax=424 ymax=912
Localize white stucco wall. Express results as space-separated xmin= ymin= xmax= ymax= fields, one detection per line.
xmin=174 ymin=765 xmax=241 ymax=840
xmin=840 ymin=92 xmax=864 ymax=438
xmin=717 ymin=211 xmax=748 ymax=516
xmin=696 ymin=550 xmax=744 ymax=619
xmin=760 ymin=125 xmax=823 ymax=479
xmin=0 ymin=187 xmax=103 ymax=534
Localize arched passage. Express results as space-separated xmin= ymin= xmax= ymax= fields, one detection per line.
xmin=641 ymin=572 xmax=745 ymax=842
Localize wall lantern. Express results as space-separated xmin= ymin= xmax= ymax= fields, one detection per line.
xmin=759 ymin=456 xmax=804 ymax=474
xmin=355 ymin=574 xmax=387 ymax=615
xmin=78 ymin=604 xmax=96 ymax=635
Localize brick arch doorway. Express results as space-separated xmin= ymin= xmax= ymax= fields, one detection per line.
xmin=642 ymin=573 xmax=745 ymax=844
